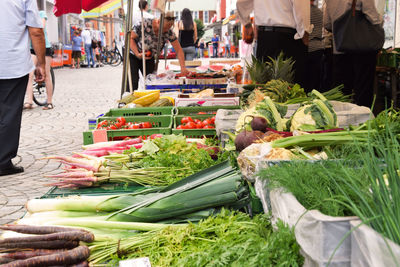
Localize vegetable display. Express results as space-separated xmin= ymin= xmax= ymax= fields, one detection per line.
xmin=88 ymin=210 xmax=304 ymax=266
xmin=43 ymin=135 xmax=228 ymax=188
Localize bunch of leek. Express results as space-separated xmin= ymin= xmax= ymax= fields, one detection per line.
xmin=24 ymin=162 xmax=249 ymax=226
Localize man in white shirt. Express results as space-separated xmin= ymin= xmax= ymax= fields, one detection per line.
xmin=0 ymin=0 xmax=45 ymax=176
xmin=81 ymin=22 xmax=95 ymax=68
xmin=237 ymin=0 xmax=310 ymax=85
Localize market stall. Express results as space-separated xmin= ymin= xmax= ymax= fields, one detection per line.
xmin=1 ymin=1 xmax=400 ymax=266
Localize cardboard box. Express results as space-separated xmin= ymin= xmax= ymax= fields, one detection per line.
xmin=175 ymin=97 xmax=239 ymax=107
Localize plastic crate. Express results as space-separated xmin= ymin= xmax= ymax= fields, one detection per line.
xmin=97 ymin=115 xmax=173 ymax=127
xmin=104 ymin=106 xmax=174 ymax=117
xmin=173 ymin=114 xmax=216 ymax=138
xmin=40 ymin=184 xmax=146 ymax=198
xmin=83 ymin=116 xmax=172 ymax=145
xmin=175 ymin=105 xmax=240 ymax=115
xmin=83 ymin=127 xmax=172 ymax=145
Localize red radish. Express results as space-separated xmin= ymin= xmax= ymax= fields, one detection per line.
xmin=150 ymin=134 xmax=163 ymax=139
xmin=82 ymin=137 xmax=142 ymax=150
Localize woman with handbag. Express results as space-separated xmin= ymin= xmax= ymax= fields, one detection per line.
xmin=324 ymin=0 xmax=383 ymax=108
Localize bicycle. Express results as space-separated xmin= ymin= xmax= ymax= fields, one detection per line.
xmin=105 ymin=40 xmax=123 ymax=67
xmin=33 ymin=67 xmax=55 ymax=106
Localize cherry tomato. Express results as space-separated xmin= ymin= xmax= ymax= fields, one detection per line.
xmin=203 ymin=125 xmax=215 ymax=129
xmin=181 ymin=116 xmax=194 ymax=124
xmin=114 ymin=122 xmax=122 ymax=129
xmin=129 ymin=123 xmax=140 ymax=129
xmin=203 ymin=118 xmax=212 ymax=125
xmin=116 ymin=117 xmax=126 ymax=125
xmin=141 ymin=122 xmax=152 ymax=129
xmin=186 ymin=122 xmax=196 ymax=129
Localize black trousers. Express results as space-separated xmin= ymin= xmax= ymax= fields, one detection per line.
xmin=128 ymin=53 xmax=155 ymax=92
xmin=321 ymin=48 xmax=334 ymax=92
xmin=333 ymin=51 xmax=378 ymax=108
xmin=305 ymin=49 xmax=324 ymax=93
xmin=256 ymin=30 xmax=307 ymax=86
xmin=0 ymin=75 xmax=28 ymax=169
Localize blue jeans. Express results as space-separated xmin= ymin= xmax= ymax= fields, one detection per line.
xmin=225 ymin=45 xmax=231 ymax=57
xmin=182 ymin=46 xmax=196 ymax=61
xmin=213 ymin=45 xmax=218 ymax=58
xmin=84 ymin=44 xmax=95 ymax=67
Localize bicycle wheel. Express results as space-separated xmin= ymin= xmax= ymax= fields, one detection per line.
xmin=33 ymin=67 xmax=55 ymax=106
xmin=109 ymin=51 xmax=122 ymax=67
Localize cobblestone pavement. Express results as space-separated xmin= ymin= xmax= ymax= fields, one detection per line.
xmin=0 ymin=65 xmax=122 ymax=224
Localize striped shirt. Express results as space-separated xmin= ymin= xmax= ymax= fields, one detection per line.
xmin=309 ymin=5 xmax=324 ymax=52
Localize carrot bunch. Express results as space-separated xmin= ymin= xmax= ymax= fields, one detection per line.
xmin=0 ymin=225 xmax=93 ymax=266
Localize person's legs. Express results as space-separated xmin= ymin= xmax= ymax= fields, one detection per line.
xmin=25 ymin=55 xmax=37 ymax=106
xmin=333 ymin=53 xmax=353 ymax=97
xmin=43 ymin=55 xmax=53 ymax=106
xmin=183 ymin=46 xmax=196 ymax=61
xmin=0 ymin=75 xmax=28 ymax=171
xmin=305 ymin=49 xmax=323 ymax=92
xmin=131 ymin=55 xmax=141 ymax=91
xmin=352 ymin=52 xmax=378 ymax=108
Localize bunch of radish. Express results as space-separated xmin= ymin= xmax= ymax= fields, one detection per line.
xmin=0 ymin=225 xmax=93 ymax=266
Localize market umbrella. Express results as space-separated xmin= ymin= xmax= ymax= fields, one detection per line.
xmin=53 ymin=0 xmax=110 ymax=17
xmin=81 ymin=0 xmax=126 ymax=18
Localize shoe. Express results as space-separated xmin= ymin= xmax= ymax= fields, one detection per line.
xmin=42 ymin=103 xmax=54 ymax=110
xmin=0 ymin=165 xmax=24 ymax=176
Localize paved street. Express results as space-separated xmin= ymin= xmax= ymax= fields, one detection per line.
xmin=0 ymin=65 xmax=122 ymax=224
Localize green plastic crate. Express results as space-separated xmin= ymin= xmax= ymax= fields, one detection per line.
xmin=173 ymin=114 xmax=216 ymax=138
xmin=105 ymin=106 xmax=174 ymax=117
xmin=175 ymin=105 xmax=240 ymax=115
xmin=40 ymin=184 xmax=146 ymax=198
xmin=97 ymin=115 xmax=173 ymax=127
xmin=83 ymin=127 xmax=171 ymax=145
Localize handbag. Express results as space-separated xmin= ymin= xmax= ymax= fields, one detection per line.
xmin=333 ymin=0 xmax=384 ymax=53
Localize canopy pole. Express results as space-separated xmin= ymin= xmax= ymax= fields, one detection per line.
xmin=120 ymin=0 xmax=134 ymax=98
xmin=140 ymin=9 xmax=146 ymax=90
xmin=154 ymin=13 xmax=165 ymax=74
xmin=164 ymin=1 xmax=171 ymax=69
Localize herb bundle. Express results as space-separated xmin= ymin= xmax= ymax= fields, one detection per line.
xmin=89 ymin=210 xmax=304 ymax=266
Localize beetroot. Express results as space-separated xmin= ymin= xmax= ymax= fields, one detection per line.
xmin=234 ymin=130 xmax=264 ymax=152
xmin=251 ymin=117 xmax=268 ymax=132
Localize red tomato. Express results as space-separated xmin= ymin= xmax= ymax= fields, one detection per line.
xmin=196 ymin=122 xmax=204 ymax=128
xmin=211 ymin=117 xmax=216 ymax=124
xmin=177 ymin=125 xmax=185 ymax=129
xmin=194 ymin=119 xmax=202 ymax=124
xmin=100 ymin=120 xmax=109 ymax=126
xmin=148 ymin=114 xmax=155 ymax=116
xmin=181 ymin=116 xmax=194 ymax=124
xmin=141 ymin=122 xmax=152 ymax=129
xmin=186 ymin=122 xmax=196 ymax=129
xmin=203 ymin=118 xmax=212 ymax=125
xmin=114 ymin=122 xmax=122 ymax=129
xmin=203 ymin=125 xmax=215 ymax=129
xmin=197 ymin=112 xmax=207 ymax=115
xmin=129 ymin=123 xmax=140 ymax=129
xmin=116 ymin=117 xmax=126 ymax=125
xmin=109 ymin=125 xmax=117 ymax=130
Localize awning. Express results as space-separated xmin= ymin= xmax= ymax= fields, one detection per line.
xmin=53 ymin=0 xmax=112 ymax=17
xmin=81 ymin=0 xmax=126 ymax=18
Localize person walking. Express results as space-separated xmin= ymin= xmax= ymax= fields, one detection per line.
xmin=24 ymin=10 xmax=54 ymax=110
xmin=176 ymin=8 xmax=197 ymax=61
xmin=199 ymin=39 xmax=205 ymax=58
xmin=324 ymin=0 xmax=382 ymax=107
xmin=305 ymin=0 xmax=324 ymax=92
xmin=71 ymin=29 xmax=83 ymax=69
xmin=81 ymin=22 xmax=95 ymax=68
xmin=223 ymin=32 xmax=231 ymax=58
xmin=129 ymin=11 xmax=189 ymax=91
xmin=0 ymin=0 xmax=45 ymax=176
xmin=237 ymin=0 xmax=310 ymax=86
xmin=211 ymin=34 xmax=219 ymax=58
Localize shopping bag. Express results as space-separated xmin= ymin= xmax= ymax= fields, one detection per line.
xmin=333 ymin=0 xmax=384 ymax=53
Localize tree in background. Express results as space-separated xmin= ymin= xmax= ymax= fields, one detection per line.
xmin=194 ymin=19 xmax=204 ymax=40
